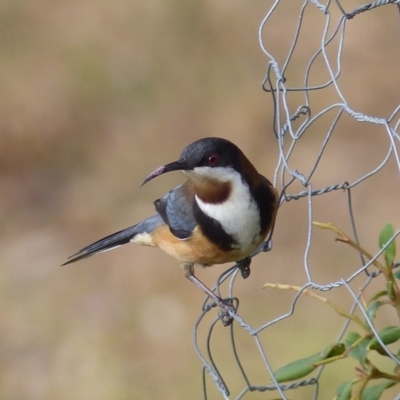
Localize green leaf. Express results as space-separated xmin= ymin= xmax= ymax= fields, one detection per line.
xmin=336 ymin=380 xmax=352 ymax=400
xmin=274 ymin=343 xmax=345 ymax=383
xmin=344 ymin=331 xmax=369 ymax=366
xmin=368 ymin=290 xmax=388 ymax=303
xmin=368 ymin=326 xmax=400 ymax=351
xmin=345 ymin=331 xmax=361 ymax=349
xmin=365 ymin=301 xmax=383 ymax=326
xmin=394 ymin=269 xmax=400 ymax=280
xmin=379 ymin=223 xmax=396 ymax=269
xmin=361 ymin=381 xmax=396 ymax=400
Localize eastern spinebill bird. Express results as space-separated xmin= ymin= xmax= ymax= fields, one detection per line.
xmin=63 ymin=137 xmax=279 ymax=326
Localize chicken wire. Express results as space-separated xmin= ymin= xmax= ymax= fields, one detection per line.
xmin=193 ymin=1 xmax=400 ymax=399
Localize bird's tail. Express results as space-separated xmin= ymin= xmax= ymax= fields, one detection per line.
xmin=62 ymin=214 xmax=162 ymax=265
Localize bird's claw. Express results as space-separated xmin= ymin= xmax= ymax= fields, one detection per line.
xmin=218 ymin=298 xmax=236 ymax=326
xmin=237 ymin=257 xmax=251 ymax=279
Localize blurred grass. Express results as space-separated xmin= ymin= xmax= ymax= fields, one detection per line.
xmin=0 ymin=1 xmax=399 ymax=399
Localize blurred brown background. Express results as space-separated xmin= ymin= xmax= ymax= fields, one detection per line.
xmin=1 ymin=1 xmax=399 ymax=399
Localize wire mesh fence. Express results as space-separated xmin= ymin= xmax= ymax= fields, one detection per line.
xmin=193 ymin=1 xmax=400 ymax=399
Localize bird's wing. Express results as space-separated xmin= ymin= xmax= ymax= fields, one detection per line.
xmin=154 ymin=182 xmax=196 ymax=240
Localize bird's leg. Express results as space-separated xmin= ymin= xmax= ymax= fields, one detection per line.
xmin=183 ymin=263 xmax=235 ymax=326
xmin=237 ymin=256 xmax=251 ymax=279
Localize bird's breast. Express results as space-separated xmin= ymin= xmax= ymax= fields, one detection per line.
xmin=195 ymin=175 xmax=262 ymax=255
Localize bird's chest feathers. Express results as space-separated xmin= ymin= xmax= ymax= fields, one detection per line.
xmin=191 ymin=169 xmax=261 ymax=253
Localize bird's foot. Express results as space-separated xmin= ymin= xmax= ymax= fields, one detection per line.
xmin=185 ymin=270 xmax=237 ymax=326
xmin=237 ymin=257 xmax=252 ymax=279
xmin=217 ymin=298 xmax=236 ymax=327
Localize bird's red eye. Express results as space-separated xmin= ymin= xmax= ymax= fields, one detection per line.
xmin=208 ymin=154 xmax=219 ymax=166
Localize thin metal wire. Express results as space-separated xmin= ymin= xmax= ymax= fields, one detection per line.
xmin=194 ymin=1 xmax=400 ymax=398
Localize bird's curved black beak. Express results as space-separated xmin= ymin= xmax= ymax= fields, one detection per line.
xmin=140 ymin=160 xmax=191 ymax=187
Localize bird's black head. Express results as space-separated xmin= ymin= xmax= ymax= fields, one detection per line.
xmin=178 ymin=137 xmax=244 ymax=170
xmin=141 ymin=137 xmax=255 ymax=186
